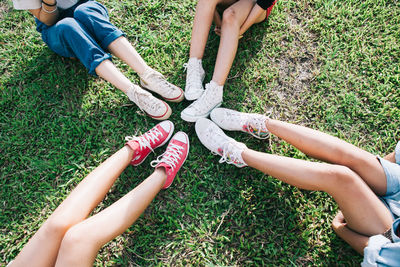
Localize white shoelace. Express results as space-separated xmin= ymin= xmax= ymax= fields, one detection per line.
xmin=127 ymin=86 xmax=163 ymax=113
xmin=183 ymin=62 xmax=204 ymax=92
xmin=202 ymin=126 xmax=246 ymax=167
xmin=187 ymin=83 xmax=220 ymax=112
xmin=212 ymin=141 xmax=245 ymax=166
xmin=245 ymin=116 xmax=269 ymax=139
xmin=151 ymin=143 xmax=183 ymax=169
xmin=143 ymin=71 xmax=176 ymax=96
xmin=125 ymin=126 xmax=163 ymax=152
xmin=222 ymin=110 xmax=269 ymax=139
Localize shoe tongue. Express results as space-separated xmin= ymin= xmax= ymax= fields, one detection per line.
xmin=157 ymin=162 xmax=172 ymax=173
xmin=126 ymin=140 xmax=140 ymax=152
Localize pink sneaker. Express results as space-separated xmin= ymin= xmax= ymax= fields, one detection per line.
xmin=125 ymin=120 xmax=174 ymax=166
xmin=151 ymin=132 xmax=189 ymax=189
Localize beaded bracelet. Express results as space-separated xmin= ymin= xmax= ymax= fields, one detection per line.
xmin=42 ymin=3 xmax=58 ymax=13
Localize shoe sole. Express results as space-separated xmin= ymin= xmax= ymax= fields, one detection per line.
xmin=132 ymin=121 xmax=175 ymax=166
xmin=140 ymin=81 xmax=184 ymax=103
xmin=180 ymin=102 xmax=222 ymax=122
xmin=163 ymin=131 xmax=190 ymax=189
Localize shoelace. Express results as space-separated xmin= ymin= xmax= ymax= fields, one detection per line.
xmin=145 ymin=72 xmax=176 ymax=95
xmin=151 ymin=143 xmax=183 ymax=169
xmin=203 ymin=127 xmax=245 ymax=166
xmin=212 ymin=141 xmax=244 ymax=166
xmin=222 ymin=111 xmax=269 ymax=139
xmin=183 ymin=62 xmax=203 ymax=91
xmin=129 ymin=87 xmax=162 ymax=113
xmin=125 ymin=127 xmax=163 ymax=153
xmin=245 ymin=116 xmax=269 ymax=139
xmin=188 ymin=83 xmax=218 ymax=112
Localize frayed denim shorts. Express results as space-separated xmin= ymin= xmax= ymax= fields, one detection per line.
xmin=378 ymin=141 xmax=400 ymax=219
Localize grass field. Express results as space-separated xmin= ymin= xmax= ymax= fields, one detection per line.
xmin=1 ymin=0 xmax=399 ymax=265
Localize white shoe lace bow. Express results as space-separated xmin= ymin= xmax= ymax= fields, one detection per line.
xmin=125 ymin=126 xmax=163 ymax=152
xmin=128 ymin=86 xmax=163 ymax=113
xmin=151 ymin=143 xmax=183 ymax=170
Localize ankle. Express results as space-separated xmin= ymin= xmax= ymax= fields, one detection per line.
xmin=189 ymin=57 xmax=202 ymax=62
xmin=264 ymin=117 xmax=271 ymax=130
xmin=241 ymin=148 xmax=250 ymax=165
xmin=137 ymin=64 xmax=152 ymax=76
xmin=210 ymin=80 xmax=224 ymax=88
xmin=154 ymin=167 xmax=168 ymax=180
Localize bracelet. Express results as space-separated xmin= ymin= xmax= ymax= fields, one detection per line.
xmin=42 ymin=0 xmax=57 ymax=6
xmin=41 ymin=3 xmax=58 ymax=13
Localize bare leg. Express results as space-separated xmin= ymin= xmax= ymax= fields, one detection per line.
xmin=189 ymin=0 xmax=236 ymax=59
xmin=332 ymin=211 xmax=369 ymax=254
xmin=10 ymin=146 xmax=134 ymax=267
xmin=95 ymin=59 xmax=133 ymax=93
xmin=107 ymin=36 xmax=149 ymax=76
xmin=55 ymin=168 xmax=167 ymax=267
xmin=242 ymin=148 xmax=393 ymax=236
xmin=265 ymin=119 xmax=388 ymax=195
xmin=212 ymin=0 xmax=256 ymax=85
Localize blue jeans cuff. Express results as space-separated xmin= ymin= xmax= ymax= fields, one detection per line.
xmin=89 ymin=53 xmax=112 ymax=75
xmin=100 ymin=29 xmax=125 ymax=51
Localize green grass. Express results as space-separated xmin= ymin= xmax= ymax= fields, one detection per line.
xmin=1 ymin=0 xmax=399 ymax=265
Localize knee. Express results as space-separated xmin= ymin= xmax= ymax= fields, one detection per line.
xmin=73 ymin=4 xmax=91 ymax=21
xmin=41 ymin=217 xmax=72 ymax=237
xmin=59 ymin=224 xmax=94 ymax=254
xmin=222 ymin=8 xmax=240 ymax=27
xmin=323 ymin=164 xmax=359 ymax=191
xmin=56 ymin=18 xmax=80 ymax=35
xmin=74 ymin=2 xmax=107 ymax=21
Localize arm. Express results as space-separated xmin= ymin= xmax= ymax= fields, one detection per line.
xmin=29 ymin=0 xmax=59 ymax=26
xmin=239 ymin=4 xmax=266 ymax=37
xmin=332 ymin=211 xmax=369 ymax=254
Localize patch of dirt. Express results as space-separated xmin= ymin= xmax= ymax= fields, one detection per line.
xmin=270 ymin=9 xmax=321 ymax=123
xmin=0 ymin=1 xmax=12 ymax=19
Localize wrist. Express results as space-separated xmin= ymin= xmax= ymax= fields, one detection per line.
xmin=42 ymin=0 xmax=57 ymax=6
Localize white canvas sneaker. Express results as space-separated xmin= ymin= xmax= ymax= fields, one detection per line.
xmin=195 ymin=118 xmax=247 ymax=167
xmin=210 ymin=108 xmax=269 ymax=139
xmin=140 ymin=68 xmax=184 ymax=102
xmin=181 ymin=81 xmax=223 ymax=122
xmin=183 ymin=58 xmax=205 ymax=100
xmin=126 ymin=84 xmax=172 ymax=120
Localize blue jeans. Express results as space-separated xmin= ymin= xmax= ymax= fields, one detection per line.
xmin=36 ymin=0 xmax=124 ymax=75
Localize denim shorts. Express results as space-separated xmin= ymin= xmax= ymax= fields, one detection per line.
xmin=378 ymin=141 xmax=400 ymax=219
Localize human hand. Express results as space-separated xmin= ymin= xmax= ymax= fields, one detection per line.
xmin=214 ymin=26 xmax=243 ymax=39
xmin=332 ymin=210 xmax=346 ymax=232
xmin=214 ymin=26 xmax=221 ymax=36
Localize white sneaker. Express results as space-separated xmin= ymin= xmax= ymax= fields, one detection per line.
xmin=183 ymin=58 xmax=205 ymax=100
xmin=126 ymin=84 xmax=172 ymax=120
xmin=195 ymin=118 xmax=247 ymax=167
xmin=181 ymin=81 xmax=223 ymax=122
xmin=140 ymin=68 xmax=184 ymax=102
xmin=210 ymin=108 xmax=269 ymax=139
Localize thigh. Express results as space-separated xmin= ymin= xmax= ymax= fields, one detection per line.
xmin=9 ymin=220 xmax=67 ymax=267
xmin=323 ymin=164 xmax=393 ymax=236
xmin=216 ymin=0 xmax=239 ymax=12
